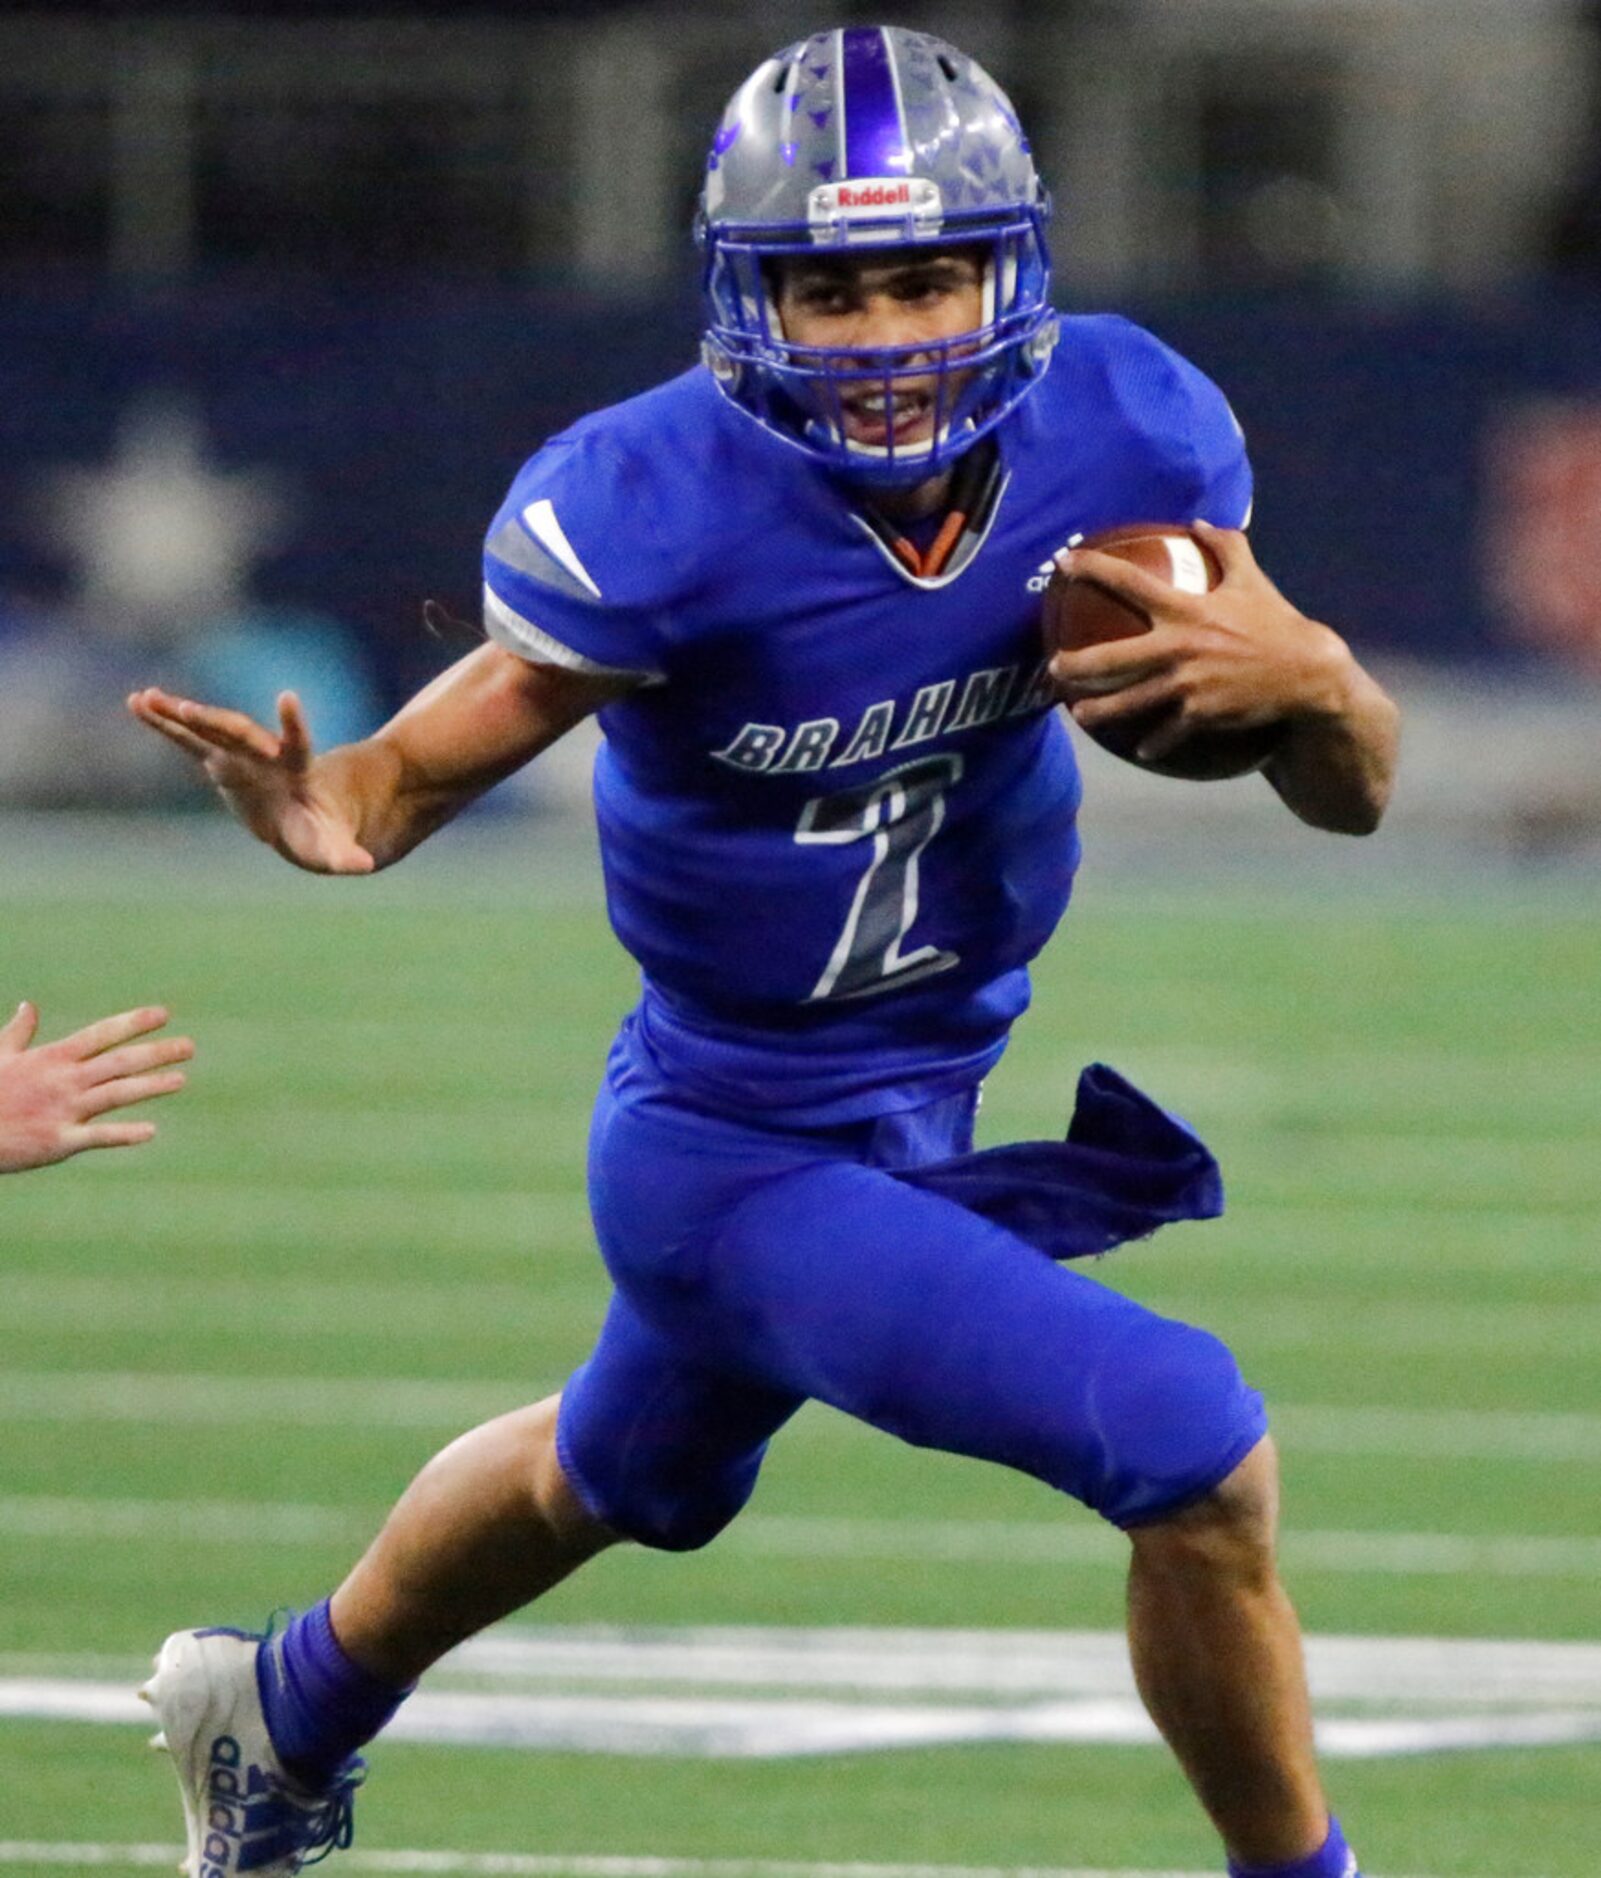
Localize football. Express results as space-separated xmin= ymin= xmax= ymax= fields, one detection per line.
xmin=1042 ymin=523 xmax=1283 ymax=781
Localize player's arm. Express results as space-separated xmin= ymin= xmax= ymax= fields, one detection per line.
xmin=1253 ymin=640 xmax=1400 ymax=834
xmin=0 ymin=1001 xmax=193 ymax=1173
xmin=129 ymin=645 xmax=634 ymax=873
xmin=1053 ymin=522 xmax=1400 ymax=834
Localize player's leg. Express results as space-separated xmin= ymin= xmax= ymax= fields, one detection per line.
xmin=330 ymin=1290 xmax=807 ymax=1678
xmin=140 ymin=1396 xmax=613 ymax=1878
xmin=327 ymin=1393 xmax=616 ymax=1688
xmin=143 ymin=1074 xmax=818 ymax=1876
xmin=1126 ymin=1436 xmax=1346 ymax=1876
xmin=259 ymin=1289 xmax=798 ymax=1760
xmin=143 ymin=1284 xmax=800 ymax=1877
xmin=633 ymin=1151 xmax=1349 ymax=1877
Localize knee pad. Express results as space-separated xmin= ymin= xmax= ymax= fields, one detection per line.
xmin=561 ymin=1435 xmax=762 ymax=1552
xmin=555 ymin=1357 xmax=776 ymax=1553
xmin=1087 ymin=1315 xmax=1268 ymax=1529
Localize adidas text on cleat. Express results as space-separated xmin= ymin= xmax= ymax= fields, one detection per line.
xmin=141 ymin=1627 xmax=363 ymax=1875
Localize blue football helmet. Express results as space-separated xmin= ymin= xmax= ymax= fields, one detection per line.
xmin=697 ymin=25 xmax=1057 ymax=486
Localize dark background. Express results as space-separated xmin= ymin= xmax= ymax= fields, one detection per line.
xmin=2 ymin=1 xmax=1599 ymax=796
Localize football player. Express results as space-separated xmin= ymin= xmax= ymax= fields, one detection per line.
xmin=0 ymin=1000 xmax=191 ymax=1174
xmin=129 ymin=26 xmax=1396 ymax=1878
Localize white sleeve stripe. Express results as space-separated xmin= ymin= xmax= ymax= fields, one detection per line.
xmin=481 ymin=586 xmax=663 ymax=685
xmin=521 ymin=498 xmax=604 ymax=599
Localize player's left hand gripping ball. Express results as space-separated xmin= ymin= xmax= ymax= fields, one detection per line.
xmin=1041 ymin=523 xmax=1285 ymax=781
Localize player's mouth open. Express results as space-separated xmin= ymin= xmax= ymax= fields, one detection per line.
xmin=839 ymin=387 xmax=935 ymax=445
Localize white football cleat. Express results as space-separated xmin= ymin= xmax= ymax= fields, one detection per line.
xmin=140 ymin=1626 xmax=363 ymax=1874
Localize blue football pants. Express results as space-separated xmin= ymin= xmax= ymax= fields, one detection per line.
xmin=557 ymin=1043 xmax=1267 ymax=1549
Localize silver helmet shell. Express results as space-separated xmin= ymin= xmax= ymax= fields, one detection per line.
xmin=697 ymin=26 xmax=1057 ymax=485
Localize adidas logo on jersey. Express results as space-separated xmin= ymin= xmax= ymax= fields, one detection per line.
xmin=1025 ymin=536 xmax=1084 ymax=593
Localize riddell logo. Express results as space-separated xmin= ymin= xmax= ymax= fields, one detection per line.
xmin=837 ymin=182 xmax=911 ymax=209
xmin=808 ymin=177 xmax=942 ymax=232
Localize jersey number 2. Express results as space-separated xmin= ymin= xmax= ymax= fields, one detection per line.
xmin=795 ymin=752 xmax=964 ymax=1002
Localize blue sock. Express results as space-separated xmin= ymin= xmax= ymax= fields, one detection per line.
xmin=255 ymin=1600 xmax=412 ymax=1785
xmin=1227 ymin=1817 xmax=1358 ymax=1878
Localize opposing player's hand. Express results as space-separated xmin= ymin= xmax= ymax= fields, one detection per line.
xmin=127 ymin=688 xmax=376 ymax=874
xmin=0 ymin=1002 xmax=193 ymax=1174
xmin=1049 ymin=520 xmax=1355 ymax=763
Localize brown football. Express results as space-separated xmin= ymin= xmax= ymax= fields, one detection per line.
xmin=1042 ymin=523 xmax=1283 ymax=781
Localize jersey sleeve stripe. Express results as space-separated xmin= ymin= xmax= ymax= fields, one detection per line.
xmin=521 ymin=497 xmax=604 ymax=599
xmin=487 ymin=516 xmax=606 ymax=608
xmin=481 ymin=585 xmax=663 ymax=685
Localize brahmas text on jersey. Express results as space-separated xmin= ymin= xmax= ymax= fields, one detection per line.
xmin=483 ymin=314 xmax=1253 ymax=1122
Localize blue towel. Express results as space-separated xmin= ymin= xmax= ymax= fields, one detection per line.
xmin=893 ymin=1061 xmax=1224 ymax=1260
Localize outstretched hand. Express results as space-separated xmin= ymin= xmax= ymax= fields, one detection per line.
xmin=127 ymin=688 xmax=375 ymax=874
xmin=0 ymin=1002 xmax=194 ymax=1173
xmin=1049 ymin=519 xmax=1353 ymax=764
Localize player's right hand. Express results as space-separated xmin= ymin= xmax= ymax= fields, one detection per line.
xmin=127 ymin=688 xmax=376 ymax=875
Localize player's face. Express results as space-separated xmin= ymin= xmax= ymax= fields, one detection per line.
xmin=773 ymin=248 xmax=986 ymax=454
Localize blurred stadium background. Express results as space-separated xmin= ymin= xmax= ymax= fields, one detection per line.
xmin=2 ymin=3 xmax=1599 ymax=1876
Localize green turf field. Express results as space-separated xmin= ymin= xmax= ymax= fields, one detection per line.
xmin=1 ymin=821 xmax=1597 ymax=1877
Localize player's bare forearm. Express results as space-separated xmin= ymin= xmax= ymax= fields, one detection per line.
xmin=132 ymin=646 xmax=631 ymax=875
xmin=1262 ymin=646 xmax=1400 ymax=835
xmin=303 ymin=728 xmax=488 ymax=874
xmin=348 ymin=646 xmax=631 ymax=868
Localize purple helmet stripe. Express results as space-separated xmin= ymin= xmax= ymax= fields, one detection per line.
xmin=840 ymin=26 xmax=910 ymax=178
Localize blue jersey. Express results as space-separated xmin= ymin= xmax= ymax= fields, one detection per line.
xmin=483 ymin=315 xmax=1252 ymax=1123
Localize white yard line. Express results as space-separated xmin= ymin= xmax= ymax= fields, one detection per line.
xmin=7 ymin=1277 xmax=1599 ymax=1356
xmin=0 ymin=1189 xmax=589 ymax=1264
xmin=8 ymin=1627 xmax=1601 ymax=1763
xmin=1271 ymin=1404 xmax=1601 ymax=1461
xmin=2 ymin=1494 xmax=1599 ymax=1579
xmin=3 ymin=1370 xmax=1599 ymax=1460
xmin=11 ymin=1626 xmax=1601 ymax=1707
xmin=0 ymin=1853 xmax=1493 ymax=1878
xmin=0 ymin=1275 xmax=602 ymax=1336
xmin=442 ymin=1626 xmax=1601 ymax=1706
xmin=1208 ymin=1214 xmax=1601 ymax=1275
xmin=1124 ymin=1299 xmax=1601 ymax=1357
xmin=6 ymin=1671 xmax=1600 ymax=1761
xmin=0 ymin=1373 xmax=536 ymax=1427
xmin=0 ymin=810 xmax=604 ymax=901
xmin=0 ymin=1494 xmax=368 ymax=1544
xmin=732 ymin=1516 xmax=1601 ymax=1578
xmin=0 ymin=1183 xmax=585 ymax=1221
xmin=0 ymin=1849 xmax=1307 ymax=1878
